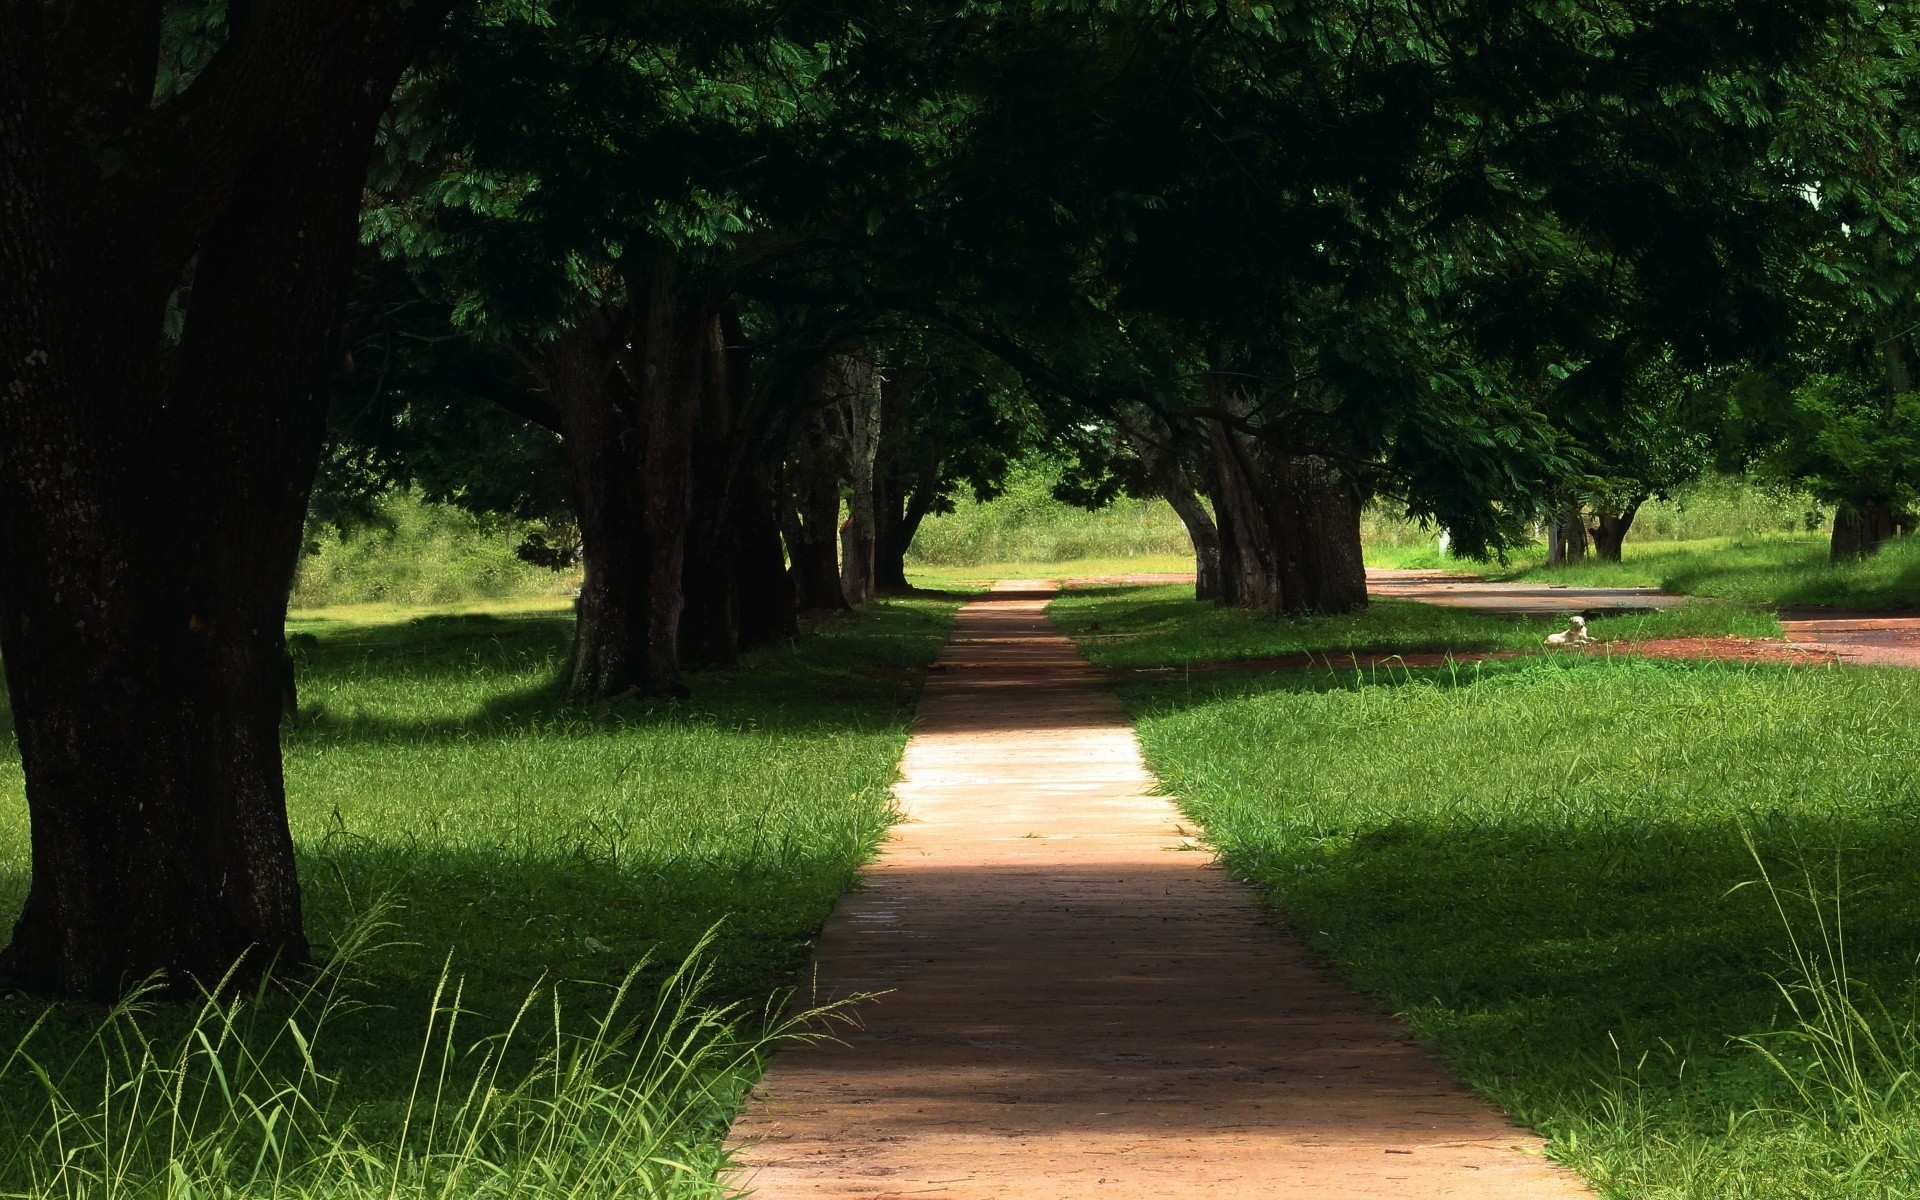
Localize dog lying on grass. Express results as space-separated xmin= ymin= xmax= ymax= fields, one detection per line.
xmin=1544 ymin=614 xmax=1593 ymax=646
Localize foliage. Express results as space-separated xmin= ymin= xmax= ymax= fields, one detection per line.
xmin=293 ymin=493 xmax=577 ymax=609
xmin=905 ymin=463 xmax=1190 ymax=566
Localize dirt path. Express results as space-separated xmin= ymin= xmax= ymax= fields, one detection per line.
xmin=728 ymin=582 xmax=1590 ymax=1199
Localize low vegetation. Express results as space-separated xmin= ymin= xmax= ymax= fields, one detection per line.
xmin=905 ymin=466 xmax=1191 ymax=566
xmin=294 ymin=492 xmax=578 ymax=610
xmin=1058 ymin=584 xmax=1920 ymax=1199
xmin=0 ymin=596 xmax=957 ymax=1198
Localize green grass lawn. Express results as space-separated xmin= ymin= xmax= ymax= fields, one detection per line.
xmin=0 ymin=596 xmax=957 ymax=1198
xmin=905 ymin=552 xmax=1195 ymax=590
xmin=1057 ymin=584 xmax=1920 ymax=1199
xmin=1050 ymin=584 xmax=1781 ymax=672
xmin=1440 ymin=534 xmax=1920 ymax=611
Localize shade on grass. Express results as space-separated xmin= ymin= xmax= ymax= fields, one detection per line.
xmin=0 ymin=595 xmax=956 ymax=1197
xmin=1062 ymin=584 xmax=1920 ymax=1200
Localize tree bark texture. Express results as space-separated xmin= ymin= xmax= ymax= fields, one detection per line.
xmin=678 ymin=310 xmax=748 ymax=669
xmin=1589 ymin=498 xmax=1645 ymax=563
xmin=869 ymin=368 xmax=940 ymax=593
xmin=732 ymin=461 xmax=802 ymax=647
xmin=784 ymin=402 xmax=850 ymax=612
xmin=547 ymin=274 xmax=714 ymax=697
xmin=1831 ymin=497 xmax=1901 ymax=560
xmin=827 ymin=354 xmax=883 ymax=607
xmin=0 ymin=1 xmax=448 ymax=997
xmin=1199 ymin=383 xmax=1366 ymax=615
xmin=1117 ymin=403 xmax=1221 ymax=602
xmin=1545 ymin=501 xmax=1588 ymax=567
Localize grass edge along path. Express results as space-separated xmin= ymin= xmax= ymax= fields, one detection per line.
xmin=0 ymin=595 xmax=961 ymax=1200
xmin=732 ymin=581 xmax=1590 ymax=1200
xmin=1054 ymin=583 xmax=1920 ymax=1200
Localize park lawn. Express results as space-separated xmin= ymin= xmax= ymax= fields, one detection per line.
xmin=1473 ymin=534 xmax=1920 ymax=610
xmin=0 ymin=594 xmax=957 ymax=1198
xmin=904 ymin=552 xmax=1195 ymax=589
xmin=1048 ymin=583 xmax=1781 ymax=672
xmin=1058 ymin=584 xmax=1920 ymax=1199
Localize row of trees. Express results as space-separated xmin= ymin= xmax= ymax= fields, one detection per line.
xmin=4 ymin=0 xmax=1919 ymax=997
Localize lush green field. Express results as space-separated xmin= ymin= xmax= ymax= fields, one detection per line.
xmin=905 ymin=553 xmax=1195 ymax=590
xmin=294 ymin=491 xmax=579 ymax=609
xmin=1051 ymin=583 xmax=1780 ymax=672
xmin=0 ymin=597 xmax=956 ymax=1198
xmin=1056 ymin=585 xmax=1920 ymax=1199
xmin=906 ymin=466 xmax=1191 ymax=565
xmin=1487 ymin=534 xmax=1920 ymax=610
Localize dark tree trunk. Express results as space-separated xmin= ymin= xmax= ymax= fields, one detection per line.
xmin=678 ymin=311 xmax=743 ymax=670
xmin=0 ymin=2 xmax=445 ymax=996
xmin=1116 ymin=403 xmax=1220 ymax=602
xmin=1204 ymin=420 xmax=1281 ymax=609
xmin=784 ymin=407 xmax=849 ymax=612
xmin=1546 ymin=501 xmax=1588 ymax=567
xmin=733 ymin=461 xmax=801 ymax=648
xmin=1270 ymin=455 xmax=1368 ymax=615
xmin=817 ymin=353 xmax=881 ymax=606
xmin=547 ymin=274 xmax=711 ymax=697
xmin=548 ymin=314 xmax=651 ymax=697
xmin=1199 ymin=389 xmax=1365 ymax=616
xmin=874 ymin=480 xmax=933 ymax=592
xmin=1589 ymin=497 xmax=1645 ymax=563
xmin=1832 ymin=497 xmax=1901 ymax=560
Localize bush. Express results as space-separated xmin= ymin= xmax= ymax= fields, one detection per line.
xmin=906 ymin=466 xmax=1192 ymax=565
xmin=293 ymin=494 xmax=577 ymax=609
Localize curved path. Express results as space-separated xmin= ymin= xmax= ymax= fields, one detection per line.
xmin=728 ymin=582 xmax=1589 ymax=1199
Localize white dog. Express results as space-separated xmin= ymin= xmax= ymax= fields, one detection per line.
xmin=1544 ymin=614 xmax=1593 ymax=646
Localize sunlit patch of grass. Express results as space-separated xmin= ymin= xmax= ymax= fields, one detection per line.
xmin=906 ymin=554 xmax=1195 ymax=589
xmin=0 ymin=594 xmax=958 ymax=1197
xmin=1059 ymin=584 xmax=1920 ymax=1198
xmin=1492 ymin=534 xmax=1920 ymax=611
xmin=1050 ymin=584 xmax=1780 ymax=671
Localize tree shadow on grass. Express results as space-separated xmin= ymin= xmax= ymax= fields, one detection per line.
xmin=288 ymin=599 xmax=954 ymax=744
xmin=0 ymin=809 xmax=885 ymax=1152
xmin=1218 ymin=802 xmax=1920 ymax=1139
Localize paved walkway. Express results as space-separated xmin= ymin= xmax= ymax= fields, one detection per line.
xmin=1363 ymin=570 xmax=1684 ymax=615
xmin=728 ymin=582 xmax=1590 ymax=1199
xmin=1066 ymin=569 xmax=1685 ymax=616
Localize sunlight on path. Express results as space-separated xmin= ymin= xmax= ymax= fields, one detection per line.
xmin=728 ymin=582 xmax=1591 ymax=1199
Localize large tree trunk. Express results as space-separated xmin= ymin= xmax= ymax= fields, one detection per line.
xmin=1199 ymin=384 xmax=1365 ymax=615
xmin=1832 ymin=497 xmax=1900 ymax=560
xmin=548 ymin=314 xmax=651 ymax=696
xmin=832 ymin=355 xmax=883 ymax=607
xmin=547 ymin=275 xmax=711 ymax=697
xmin=874 ymin=480 xmax=934 ymax=592
xmin=1589 ymin=498 xmax=1645 ymax=563
xmin=784 ymin=406 xmax=849 ymax=612
xmin=678 ymin=311 xmax=743 ymax=670
xmin=0 ymin=5 xmax=443 ymax=996
xmin=733 ymin=461 xmax=801 ymax=647
xmin=1204 ymin=420 xmax=1281 ymax=609
xmin=1546 ymin=500 xmax=1588 ymax=567
xmin=1270 ymin=454 xmax=1367 ymax=614
xmin=1117 ymin=403 xmax=1221 ymax=602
